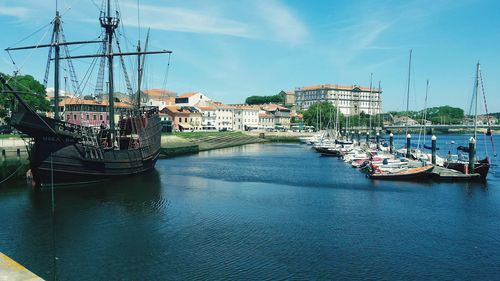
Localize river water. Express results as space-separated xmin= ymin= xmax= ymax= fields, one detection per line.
xmin=1 ymin=134 xmax=499 ymax=280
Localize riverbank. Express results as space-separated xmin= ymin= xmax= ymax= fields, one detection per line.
xmin=160 ymin=131 xmax=266 ymax=157
xmin=160 ymin=131 xmax=317 ymax=158
xmin=0 ymin=140 xmax=29 ymax=183
xmin=245 ymin=131 xmax=315 ymax=142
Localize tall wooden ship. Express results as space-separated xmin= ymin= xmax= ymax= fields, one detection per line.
xmin=2 ymin=0 xmax=171 ymax=187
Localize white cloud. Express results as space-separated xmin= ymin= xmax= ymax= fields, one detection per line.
xmin=120 ymin=2 xmax=256 ymax=38
xmin=252 ymin=0 xmax=309 ymax=44
xmin=0 ymin=5 xmax=30 ymax=19
xmin=118 ymin=0 xmax=308 ymax=44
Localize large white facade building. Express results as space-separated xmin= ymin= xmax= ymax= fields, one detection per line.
xmin=233 ymin=107 xmax=259 ymax=131
xmin=295 ymin=84 xmax=382 ymax=116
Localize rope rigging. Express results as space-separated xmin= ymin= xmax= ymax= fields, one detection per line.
xmin=478 ymin=69 xmax=496 ymax=157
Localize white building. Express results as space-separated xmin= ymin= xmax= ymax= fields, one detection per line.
xmin=175 ymin=92 xmax=211 ymax=106
xmin=233 ymin=107 xmax=259 ymax=131
xmin=295 ymin=84 xmax=382 ymax=116
xmin=258 ymin=112 xmax=274 ymax=130
xmin=199 ymin=106 xmax=217 ymax=130
xmin=215 ymin=106 xmax=234 ymax=131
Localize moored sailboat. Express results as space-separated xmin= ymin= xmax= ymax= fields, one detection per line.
xmin=443 ymin=63 xmax=491 ymax=179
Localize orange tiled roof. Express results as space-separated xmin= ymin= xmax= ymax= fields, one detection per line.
xmin=199 ymin=106 xmax=215 ymax=111
xmin=259 ymin=113 xmax=273 ymax=118
xmin=178 ymin=92 xmax=199 ymax=98
xmin=230 ymin=104 xmax=260 ymax=110
xmin=143 ymin=88 xmax=176 ymax=97
xmin=263 ymin=103 xmax=289 ymax=111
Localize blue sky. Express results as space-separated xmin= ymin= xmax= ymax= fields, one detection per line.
xmin=0 ymin=0 xmax=499 ymax=113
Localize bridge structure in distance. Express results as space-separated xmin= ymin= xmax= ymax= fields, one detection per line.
xmin=384 ymin=124 xmax=500 ymax=130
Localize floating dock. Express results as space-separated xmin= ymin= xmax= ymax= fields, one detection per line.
xmin=430 ymin=166 xmax=482 ymax=181
xmin=0 ymin=252 xmax=44 ymax=281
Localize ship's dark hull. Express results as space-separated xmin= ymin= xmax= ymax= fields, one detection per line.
xmin=11 ymin=106 xmax=161 ymax=187
xmin=444 ymin=158 xmax=490 ymax=179
xmin=315 ymin=147 xmax=341 ymax=157
xmin=30 ymin=142 xmax=160 ymax=186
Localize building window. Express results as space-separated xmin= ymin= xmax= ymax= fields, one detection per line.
xmin=86 ymin=114 xmax=89 ymax=120
xmin=93 ymin=114 xmax=97 ymax=120
xmin=100 ymin=115 xmax=103 ymax=121
xmin=74 ymin=114 xmax=77 ymax=120
xmin=67 ymin=114 xmax=70 ymax=120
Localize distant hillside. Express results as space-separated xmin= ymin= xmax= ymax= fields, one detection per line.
xmin=389 ymin=106 xmax=464 ymax=124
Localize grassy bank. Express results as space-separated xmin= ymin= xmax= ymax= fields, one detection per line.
xmin=160 ymin=135 xmax=199 ymax=158
xmin=171 ymin=131 xmax=265 ymax=151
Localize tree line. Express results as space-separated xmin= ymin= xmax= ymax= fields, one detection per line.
xmin=389 ymin=105 xmax=465 ymax=125
xmin=0 ymin=73 xmax=50 ymax=124
xmin=245 ymin=94 xmax=284 ymax=105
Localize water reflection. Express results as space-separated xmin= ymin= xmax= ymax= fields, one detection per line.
xmin=0 ymin=141 xmax=499 ymax=280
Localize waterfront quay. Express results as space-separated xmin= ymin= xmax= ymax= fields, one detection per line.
xmin=1 ymin=139 xmax=499 ymax=280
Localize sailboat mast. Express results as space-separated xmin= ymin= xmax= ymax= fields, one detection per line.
xmin=368 ymin=73 xmax=373 ymax=134
xmin=423 ymin=79 xmax=429 ymax=145
xmin=405 ymin=49 xmax=412 ymax=136
xmin=474 ymin=62 xmax=480 ymax=140
xmin=53 ymin=11 xmax=61 ymax=120
xmin=377 ymin=80 xmax=381 ymax=131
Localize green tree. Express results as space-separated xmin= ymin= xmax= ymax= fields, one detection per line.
xmin=245 ymin=94 xmax=284 ymax=105
xmin=303 ymin=102 xmax=345 ymax=130
xmin=0 ymin=73 xmax=50 ymax=123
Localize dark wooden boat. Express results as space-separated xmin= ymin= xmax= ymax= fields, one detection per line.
xmin=315 ymin=147 xmax=341 ymax=157
xmin=3 ymin=0 xmax=171 ymax=187
xmin=368 ymin=164 xmax=434 ymax=180
xmin=444 ymin=157 xmax=489 ymax=179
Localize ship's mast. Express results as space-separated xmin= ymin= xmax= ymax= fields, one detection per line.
xmin=137 ymin=41 xmax=141 ymax=108
xmin=53 ymin=11 xmax=61 ymax=120
xmin=136 ymin=29 xmax=150 ymax=108
xmin=100 ymin=0 xmax=119 ymax=135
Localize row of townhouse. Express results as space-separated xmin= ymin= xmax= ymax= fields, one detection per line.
xmin=143 ymin=89 xmax=294 ymax=132
xmin=160 ymin=103 xmax=291 ymax=132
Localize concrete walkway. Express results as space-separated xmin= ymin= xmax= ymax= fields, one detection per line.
xmin=0 ymin=253 xmax=44 ymax=281
xmin=0 ymin=138 xmax=25 ymax=148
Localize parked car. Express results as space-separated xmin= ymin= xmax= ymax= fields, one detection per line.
xmin=0 ymin=128 xmax=12 ymax=134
